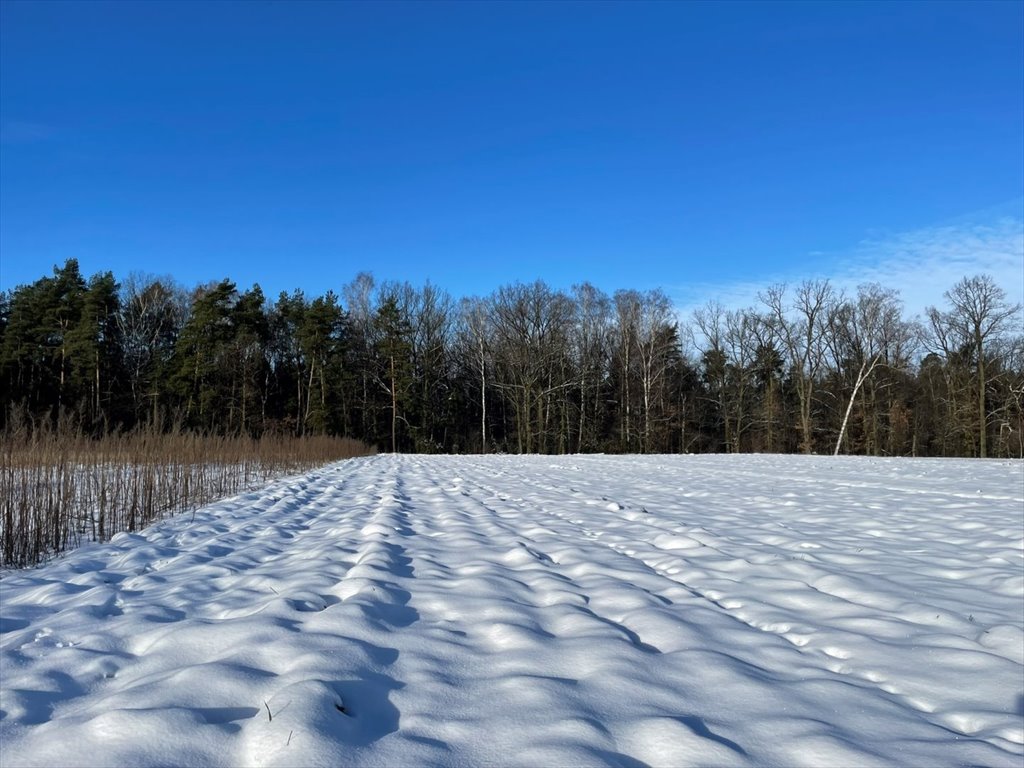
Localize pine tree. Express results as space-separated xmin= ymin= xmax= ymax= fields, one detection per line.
xmin=374 ymin=294 xmax=413 ymax=452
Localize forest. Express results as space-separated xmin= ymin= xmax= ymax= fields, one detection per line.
xmin=1 ymin=259 xmax=1021 ymax=458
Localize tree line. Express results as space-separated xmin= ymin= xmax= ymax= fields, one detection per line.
xmin=2 ymin=259 xmax=1021 ymax=458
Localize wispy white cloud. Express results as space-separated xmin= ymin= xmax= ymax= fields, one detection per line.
xmin=671 ymin=212 xmax=1024 ymax=323
xmin=837 ymin=217 xmax=1023 ymax=318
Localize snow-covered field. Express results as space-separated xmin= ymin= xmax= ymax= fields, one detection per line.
xmin=1 ymin=454 xmax=1021 ymax=768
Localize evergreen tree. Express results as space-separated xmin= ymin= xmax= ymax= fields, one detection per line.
xmin=65 ymin=271 xmax=122 ymax=430
xmin=230 ymin=285 xmax=270 ymax=434
xmin=297 ymin=291 xmax=347 ymax=435
xmin=373 ymin=293 xmax=413 ymax=452
xmin=172 ymin=280 xmax=238 ymax=431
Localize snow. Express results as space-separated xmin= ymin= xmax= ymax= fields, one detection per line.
xmin=1 ymin=454 xmax=1021 ymax=767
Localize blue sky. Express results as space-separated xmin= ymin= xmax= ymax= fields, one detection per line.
xmin=1 ymin=0 xmax=1022 ymax=315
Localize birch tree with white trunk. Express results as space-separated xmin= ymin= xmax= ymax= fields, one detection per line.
xmin=829 ymin=283 xmax=914 ymax=455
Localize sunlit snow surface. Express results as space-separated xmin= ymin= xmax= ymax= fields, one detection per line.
xmin=1 ymin=454 xmax=1022 ymax=767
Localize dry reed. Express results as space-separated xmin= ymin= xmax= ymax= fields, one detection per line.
xmin=0 ymin=423 xmax=373 ymax=569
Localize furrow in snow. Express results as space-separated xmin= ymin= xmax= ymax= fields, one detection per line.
xmin=1 ymin=454 xmax=1020 ymax=768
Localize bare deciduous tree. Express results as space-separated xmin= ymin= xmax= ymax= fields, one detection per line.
xmin=829 ymin=283 xmax=915 ymax=455
xmin=457 ymin=296 xmax=492 ymax=452
xmin=926 ymin=275 xmax=1022 ymax=457
xmin=760 ymin=280 xmax=838 ymax=453
xmin=118 ymin=273 xmax=187 ymax=424
xmin=571 ymin=283 xmax=612 ymax=453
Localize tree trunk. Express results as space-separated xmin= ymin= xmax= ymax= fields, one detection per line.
xmin=834 ymin=356 xmax=881 ymax=456
xmin=391 ymin=354 xmax=397 ymax=453
xmin=303 ymin=356 xmax=316 ymax=434
xmin=480 ymin=344 xmax=487 ymax=453
xmin=94 ymin=347 xmax=101 ymax=424
xmin=978 ymin=336 xmax=987 ymax=458
xmin=578 ymin=370 xmax=586 ymax=453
